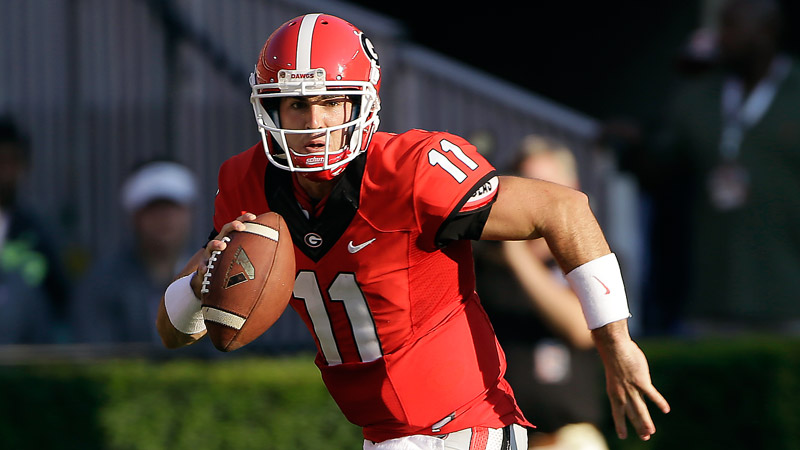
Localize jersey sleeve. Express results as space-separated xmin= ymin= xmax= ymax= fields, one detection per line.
xmin=412 ymin=132 xmax=499 ymax=250
xmin=435 ymin=175 xmax=499 ymax=247
xmin=212 ymin=144 xmax=270 ymax=234
xmin=212 ymin=157 xmax=244 ymax=233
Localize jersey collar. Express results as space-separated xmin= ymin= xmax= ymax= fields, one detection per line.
xmin=264 ymin=154 xmax=365 ymax=262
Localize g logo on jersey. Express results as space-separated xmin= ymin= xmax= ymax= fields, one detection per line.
xmin=304 ymin=232 xmax=323 ymax=248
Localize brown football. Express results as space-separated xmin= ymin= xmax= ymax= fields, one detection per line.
xmin=200 ymin=212 xmax=295 ymax=352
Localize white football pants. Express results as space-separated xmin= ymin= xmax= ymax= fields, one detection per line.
xmin=363 ymin=424 xmax=528 ymax=450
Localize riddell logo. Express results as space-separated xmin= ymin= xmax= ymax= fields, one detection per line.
xmin=291 ymin=73 xmax=316 ymax=79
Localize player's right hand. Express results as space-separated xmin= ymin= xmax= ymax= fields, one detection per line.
xmin=189 ymin=212 xmax=257 ymax=298
xmin=593 ymin=324 xmax=670 ymax=441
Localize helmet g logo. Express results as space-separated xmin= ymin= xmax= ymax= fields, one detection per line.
xmin=361 ymin=33 xmax=379 ymax=64
xmin=360 ymin=33 xmax=380 ymax=85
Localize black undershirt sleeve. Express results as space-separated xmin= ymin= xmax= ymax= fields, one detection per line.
xmin=435 ymin=204 xmax=495 ymax=247
xmin=206 ymin=229 xmax=218 ymax=246
xmin=434 ymin=172 xmax=499 ymax=248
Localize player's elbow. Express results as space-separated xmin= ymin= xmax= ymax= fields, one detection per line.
xmin=155 ymin=311 xmax=201 ymax=349
xmin=546 ymin=187 xmax=593 ymax=233
xmin=156 ymin=319 xmax=183 ymax=349
xmin=158 ymin=327 xmax=204 ymax=349
xmin=563 ymin=187 xmax=591 ymax=214
xmin=159 ymin=334 xmax=182 ymax=350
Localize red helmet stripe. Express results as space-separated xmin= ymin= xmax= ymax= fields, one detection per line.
xmin=295 ymin=14 xmax=319 ymax=71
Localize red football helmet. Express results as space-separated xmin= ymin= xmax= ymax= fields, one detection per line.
xmin=250 ymin=13 xmax=381 ymax=181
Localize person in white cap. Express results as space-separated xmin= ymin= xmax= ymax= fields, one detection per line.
xmin=70 ymin=160 xmax=200 ymax=345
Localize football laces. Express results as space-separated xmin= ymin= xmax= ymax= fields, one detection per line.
xmin=200 ymin=236 xmax=231 ymax=295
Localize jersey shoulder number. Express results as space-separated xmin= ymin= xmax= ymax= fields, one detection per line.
xmin=412 ymin=132 xmax=497 ymax=241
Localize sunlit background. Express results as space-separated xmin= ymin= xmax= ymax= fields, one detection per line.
xmin=2 ymin=1 xmax=800 ymax=449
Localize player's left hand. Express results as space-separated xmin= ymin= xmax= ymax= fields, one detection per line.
xmin=593 ymin=329 xmax=670 ymax=441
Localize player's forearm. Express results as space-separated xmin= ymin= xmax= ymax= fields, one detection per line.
xmin=537 ymin=189 xmax=611 ymax=273
xmin=591 ymin=319 xmax=633 ymax=349
xmin=484 ymin=176 xmax=631 ymax=333
xmin=156 ymin=299 xmax=207 ymax=348
xmin=482 ymin=176 xmax=611 ymax=271
xmin=155 ymin=248 xmax=208 ymax=349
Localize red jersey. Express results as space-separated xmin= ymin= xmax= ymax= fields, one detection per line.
xmin=213 ymin=129 xmax=531 ymax=442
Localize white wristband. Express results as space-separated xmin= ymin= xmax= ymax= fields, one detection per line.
xmin=565 ymin=253 xmax=631 ymax=330
xmin=164 ymin=273 xmax=207 ymax=334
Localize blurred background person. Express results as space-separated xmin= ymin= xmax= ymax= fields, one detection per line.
xmin=70 ymin=159 xmax=199 ymax=345
xmin=601 ymin=0 xmax=800 ymax=337
xmin=475 ymin=135 xmax=607 ymax=450
xmin=0 ymin=117 xmax=70 ymax=344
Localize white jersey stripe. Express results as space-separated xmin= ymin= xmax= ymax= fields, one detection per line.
xmin=295 ymin=14 xmax=319 ymax=70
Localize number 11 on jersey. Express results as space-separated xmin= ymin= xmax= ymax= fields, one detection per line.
xmin=293 ymin=271 xmax=383 ymax=365
xmin=427 ymin=139 xmax=479 ymax=183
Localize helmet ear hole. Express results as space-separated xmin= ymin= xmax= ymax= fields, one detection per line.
xmin=260 ymin=98 xmax=281 ymax=127
xmin=345 ymin=94 xmax=363 ymax=140
xmin=267 ymin=134 xmax=287 ymax=160
xmin=349 ymin=95 xmax=362 ymax=119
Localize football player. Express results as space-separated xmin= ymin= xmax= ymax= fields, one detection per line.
xmin=156 ymin=13 xmax=669 ymax=450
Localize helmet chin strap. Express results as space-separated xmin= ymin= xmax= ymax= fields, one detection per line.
xmin=288 ymin=144 xmax=349 ymax=174
xmin=287 ymin=145 xmax=347 ymax=160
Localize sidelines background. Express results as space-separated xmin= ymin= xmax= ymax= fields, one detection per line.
xmin=0 ymin=0 xmax=653 ymax=343
xmin=0 ymin=0 xmax=634 ymax=298
xmin=3 ymin=1 xmax=800 ymax=448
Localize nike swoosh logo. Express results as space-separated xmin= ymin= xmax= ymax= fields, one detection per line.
xmin=347 ymin=238 xmax=376 ymax=253
xmin=593 ymin=276 xmax=611 ymax=295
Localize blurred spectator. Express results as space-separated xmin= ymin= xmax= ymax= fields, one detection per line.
xmin=602 ymin=0 xmax=800 ymax=336
xmin=70 ymin=159 xmax=199 ymax=345
xmin=674 ymin=26 xmax=719 ymax=77
xmin=0 ymin=117 xmax=71 ymax=344
xmin=475 ymin=135 xmax=607 ymax=449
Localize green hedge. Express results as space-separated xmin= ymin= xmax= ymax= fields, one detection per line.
xmin=0 ymin=354 xmax=363 ymax=450
xmin=606 ymin=336 xmax=800 ymax=450
xmin=3 ymin=338 xmax=800 ymax=450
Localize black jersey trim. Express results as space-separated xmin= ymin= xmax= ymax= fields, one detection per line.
xmin=434 ymin=170 xmax=498 ymax=248
xmin=264 ymin=155 xmax=365 ymax=262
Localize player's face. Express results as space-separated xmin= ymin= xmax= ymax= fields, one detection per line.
xmin=278 ymin=95 xmax=354 ymax=155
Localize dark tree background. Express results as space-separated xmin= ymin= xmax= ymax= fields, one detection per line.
xmin=350 ymin=1 xmax=800 ymax=122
